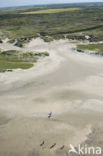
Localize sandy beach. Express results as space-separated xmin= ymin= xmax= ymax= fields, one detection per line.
xmin=0 ymin=38 xmax=103 ymax=156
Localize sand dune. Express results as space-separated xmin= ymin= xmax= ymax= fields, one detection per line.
xmin=0 ymin=38 xmax=103 ymax=156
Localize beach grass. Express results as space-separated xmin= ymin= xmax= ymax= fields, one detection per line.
xmin=77 ymin=44 xmax=103 ymax=54
xmin=0 ymin=50 xmax=49 ymax=72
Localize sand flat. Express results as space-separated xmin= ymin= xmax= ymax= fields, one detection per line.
xmin=0 ymin=38 xmax=103 ymax=156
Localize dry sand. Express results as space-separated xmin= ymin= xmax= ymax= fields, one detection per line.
xmin=0 ymin=38 xmax=103 ymax=156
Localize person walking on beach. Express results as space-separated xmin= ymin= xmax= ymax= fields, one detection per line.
xmin=48 ymin=112 xmax=52 ymax=119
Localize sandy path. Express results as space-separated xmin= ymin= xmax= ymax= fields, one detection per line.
xmin=0 ymin=38 xmax=103 ymax=156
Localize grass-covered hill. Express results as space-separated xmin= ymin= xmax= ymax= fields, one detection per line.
xmin=0 ymin=50 xmax=49 ymax=72
xmin=77 ymin=43 xmax=103 ymax=55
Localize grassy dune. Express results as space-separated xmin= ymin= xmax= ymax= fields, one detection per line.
xmin=0 ymin=50 xmax=49 ymax=72
xmin=0 ymin=55 xmax=33 ymax=72
xmin=22 ymin=8 xmax=81 ymax=14
xmin=77 ymin=44 xmax=103 ymax=54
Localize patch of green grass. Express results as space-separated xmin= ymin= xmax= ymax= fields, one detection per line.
xmin=0 ymin=55 xmax=33 ymax=72
xmin=77 ymin=44 xmax=103 ymax=54
xmin=0 ymin=50 xmax=49 ymax=72
xmin=22 ymin=8 xmax=81 ymax=14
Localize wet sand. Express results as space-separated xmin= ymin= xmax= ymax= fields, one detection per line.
xmin=0 ymin=38 xmax=103 ymax=156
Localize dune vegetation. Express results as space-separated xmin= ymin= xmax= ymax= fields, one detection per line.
xmin=0 ymin=50 xmax=49 ymax=72
xmin=77 ymin=44 xmax=103 ymax=54
xmin=0 ymin=3 xmax=103 ymax=42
